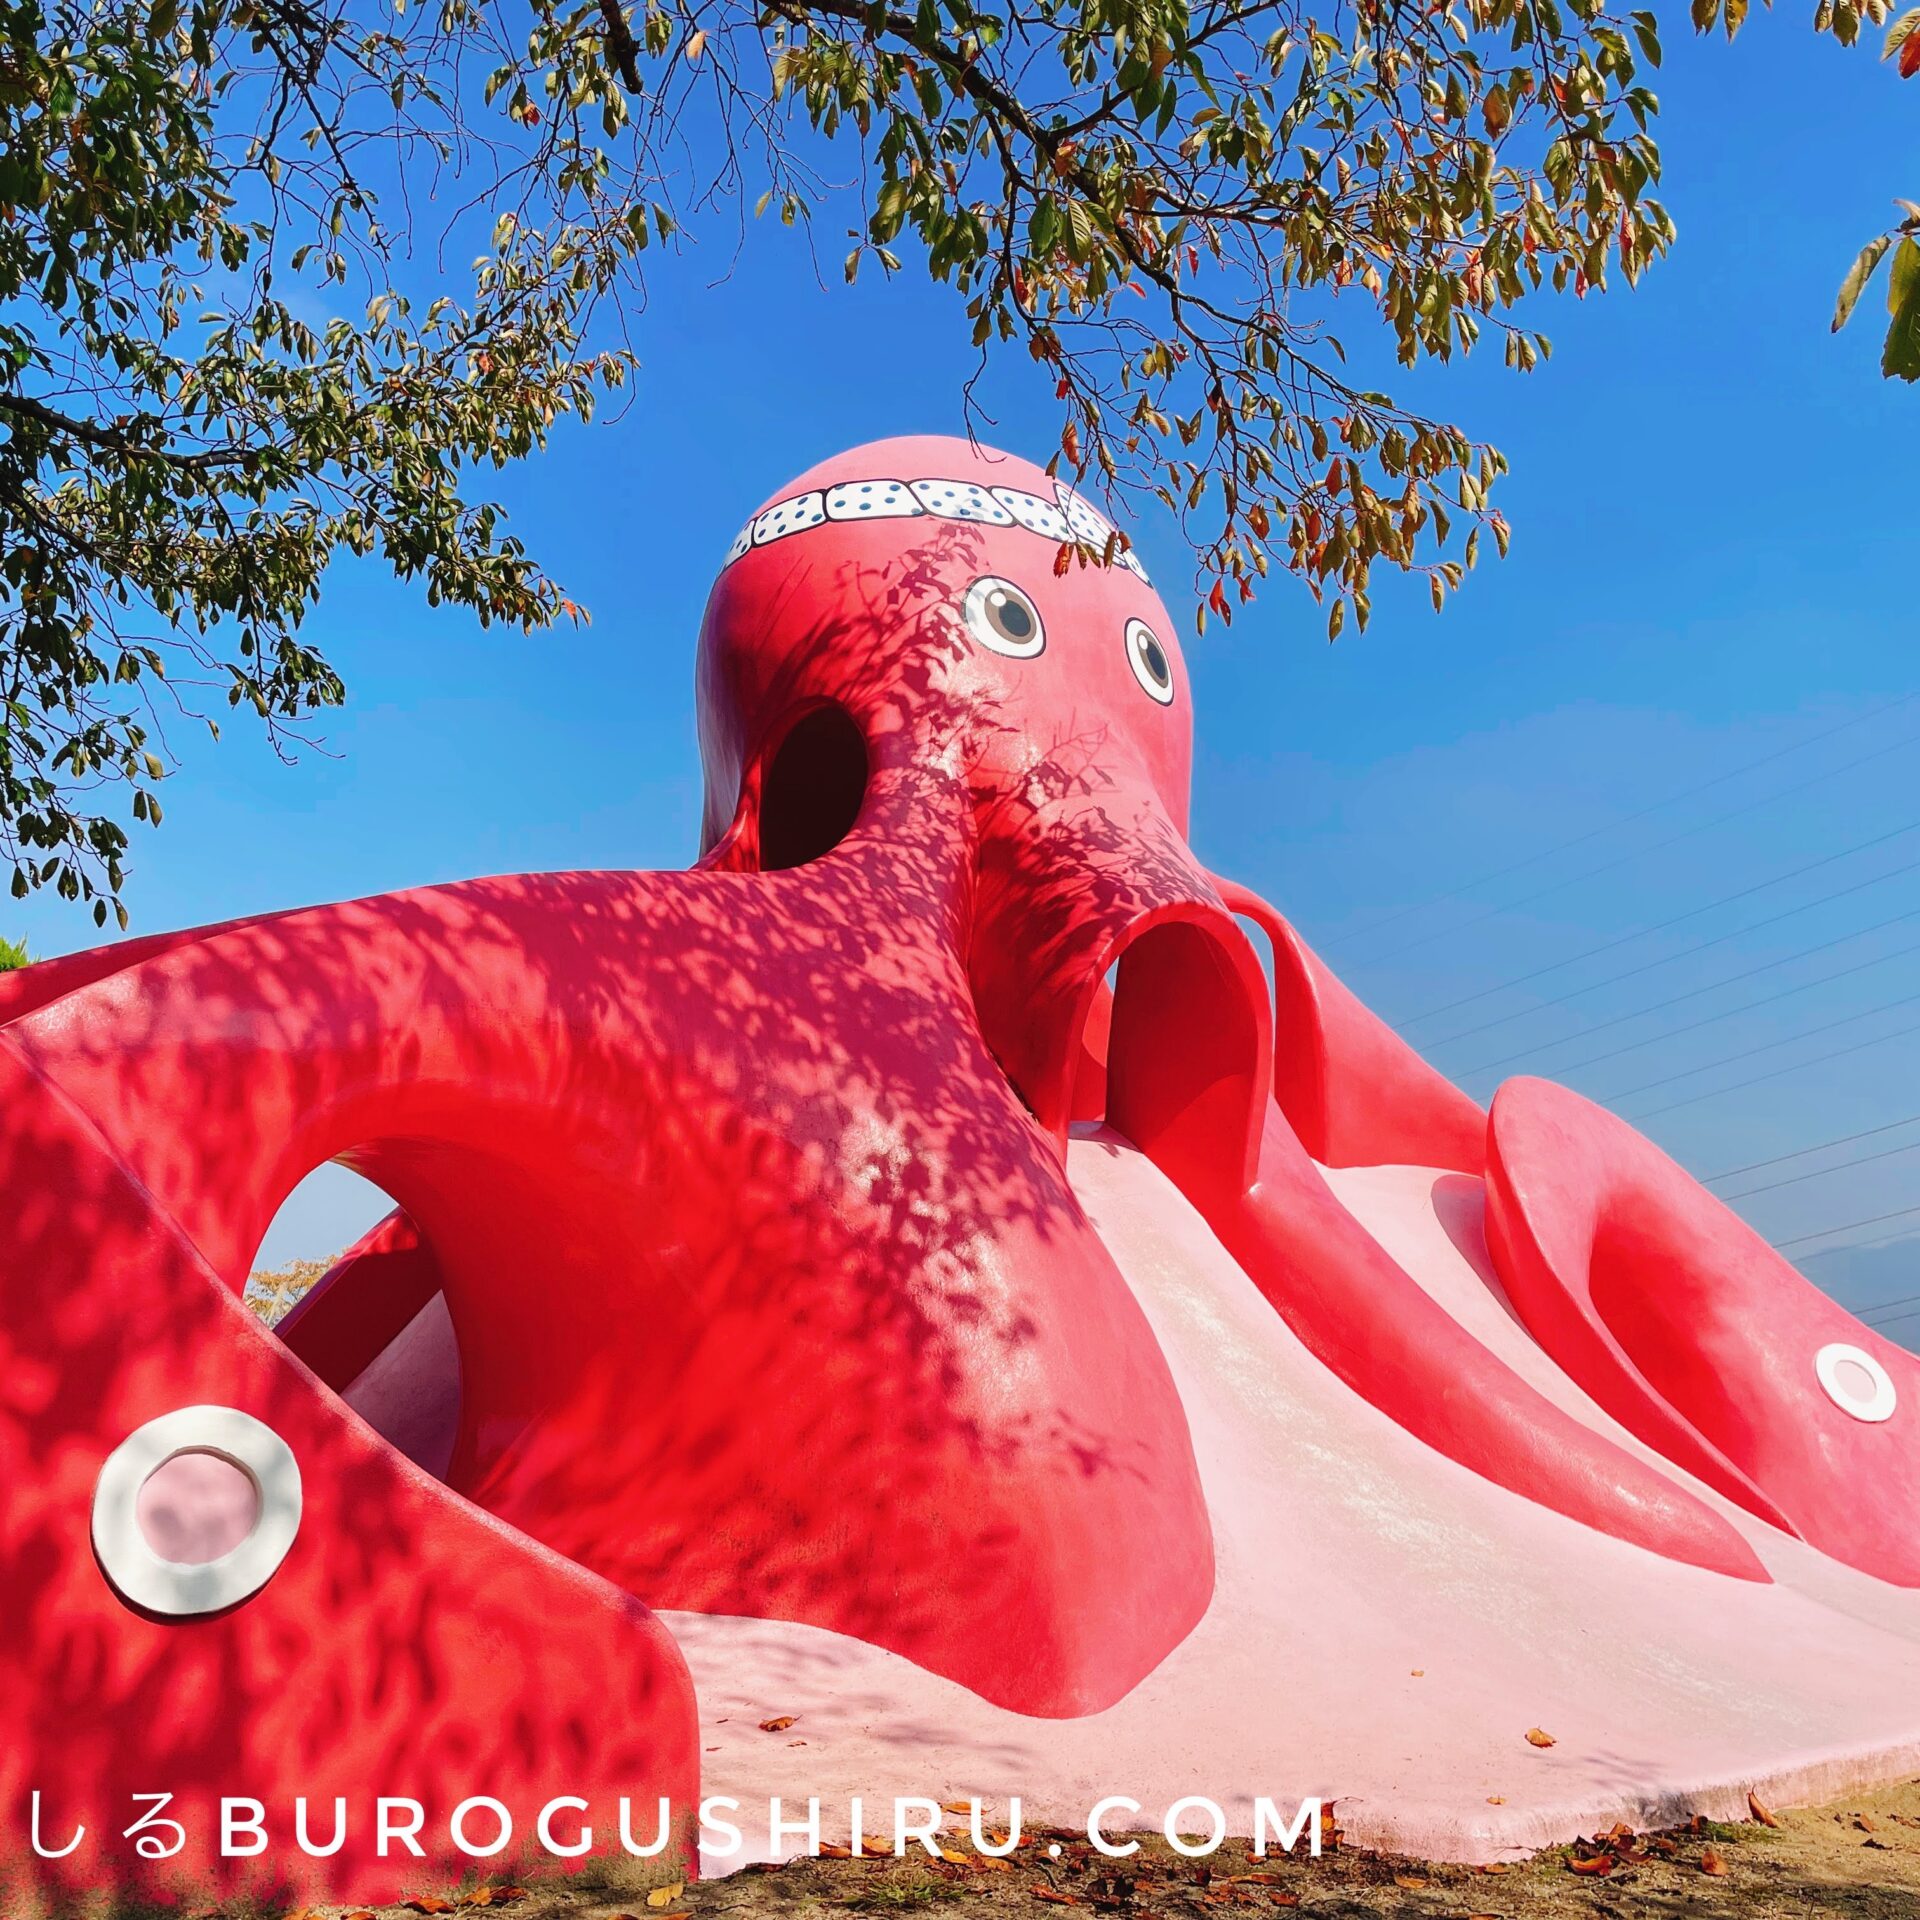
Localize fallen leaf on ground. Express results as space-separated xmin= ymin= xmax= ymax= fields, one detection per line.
xmin=646 ymin=1883 xmax=685 ymax=1908
xmin=1485 ymin=1796 xmax=1505 ymax=1806
xmin=943 ymin=1801 xmax=975 ymax=1815
xmin=818 ymin=1844 xmax=853 ymax=1859
xmin=1525 ymin=1727 xmax=1556 ymax=1748
xmin=1032 ymin=1890 xmax=1084 ymax=1906
xmin=1392 ymin=1874 xmax=1427 ymax=1889
xmin=1748 ymin=1789 xmax=1780 ymax=1828
xmin=1479 ymin=1862 xmax=1510 ymax=1873
xmin=1567 ymin=1853 xmax=1615 ymax=1877
xmin=759 ymin=1715 xmax=798 ymax=1732
xmin=406 ymin=1900 xmax=453 ymax=1914
xmin=1700 ymin=1846 xmax=1729 ymax=1875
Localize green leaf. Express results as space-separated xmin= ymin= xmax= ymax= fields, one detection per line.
xmin=1883 ymin=237 xmax=1920 ymax=380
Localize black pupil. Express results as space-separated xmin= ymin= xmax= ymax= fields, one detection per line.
xmin=1141 ymin=634 xmax=1169 ymax=684
xmin=992 ymin=592 xmax=1033 ymax=639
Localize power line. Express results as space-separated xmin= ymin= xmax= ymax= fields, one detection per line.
xmin=1774 ymin=1203 xmax=1920 ymax=1253
xmin=1613 ymin=988 xmax=1920 ymax=1105
xmin=1628 ymin=1012 xmax=1920 ymax=1122
xmin=1353 ymin=719 xmax=1920 ymax=970
xmin=1426 ymin=859 xmax=1920 ymax=1054
xmin=1327 ymin=692 xmax=1918 ymax=955
xmin=1860 ymin=1288 xmax=1920 ymax=1325
xmin=1721 ymin=1136 xmax=1920 ymax=1202
xmin=1398 ymin=819 xmax=1920 ymax=1033
xmin=1703 ymin=1113 xmax=1920 ymax=1184
xmin=1457 ymin=921 xmax=1920 ymax=1080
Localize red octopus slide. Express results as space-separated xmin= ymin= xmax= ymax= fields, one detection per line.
xmin=3 ymin=436 xmax=1916 ymax=1897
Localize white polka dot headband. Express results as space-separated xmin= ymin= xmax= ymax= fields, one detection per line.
xmin=724 ymin=474 xmax=1149 ymax=583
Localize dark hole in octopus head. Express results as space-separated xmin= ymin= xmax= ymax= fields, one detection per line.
xmin=758 ymin=703 xmax=870 ymax=871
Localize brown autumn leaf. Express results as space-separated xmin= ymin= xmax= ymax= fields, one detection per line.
xmin=1700 ymin=1846 xmax=1730 ymax=1876
xmin=759 ymin=1715 xmax=797 ymax=1732
xmin=1485 ymin=1796 xmax=1506 ymax=1806
xmin=1479 ymin=1862 xmax=1511 ymax=1873
xmin=646 ymin=1884 xmax=685 ymax=1908
xmin=975 ymin=1856 xmax=1013 ymax=1873
xmin=406 ymin=1900 xmax=454 ymax=1914
xmin=936 ymin=1848 xmax=969 ymax=1865
xmin=344 ymin=1911 xmax=377 ymax=1919
xmin=942 ymin=1801 xmax=975 ymax=1816
xmin=1525 ymin=1727 xmax=1557 ymax=1748
xmin=1748 ymin=1790 xmax=1780 ymax=1829
xmin=1391 ymin=1874 xmax=1428 ymax=1889
xmin=1268 ymin=1898 xmax=1299 ymax=1910
xmin=1032 ymin=1890 xmax=1085 ymax=1906
xmin=1567 ymin=1853 xmax=1616 ymax=1877
xmin=818 ymin=1844 xmax=854 ymax=1859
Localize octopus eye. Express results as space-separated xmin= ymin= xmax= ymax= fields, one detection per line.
xmin=963 ymin=576 xmax=1045 ymax=659
xmin=1125 ymin=617 xmax=1175 ymax=705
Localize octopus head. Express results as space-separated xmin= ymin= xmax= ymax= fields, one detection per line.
xmin=695 ymin=434 xmax=1195 ymax=863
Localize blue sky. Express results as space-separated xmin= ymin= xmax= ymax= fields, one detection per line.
xmin=13 ymin=14 xmax=1917 ymax=1314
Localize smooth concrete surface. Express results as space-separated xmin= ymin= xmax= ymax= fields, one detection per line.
xmin=667 ymin=1131 xmax=1920 ymax=1868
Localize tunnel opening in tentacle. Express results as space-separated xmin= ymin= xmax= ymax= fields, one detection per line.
xmin=1081 ymin=914 xmax=1270 ymax=1212
xmin=251 ymin=1164 xmax=462 ymax=1483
